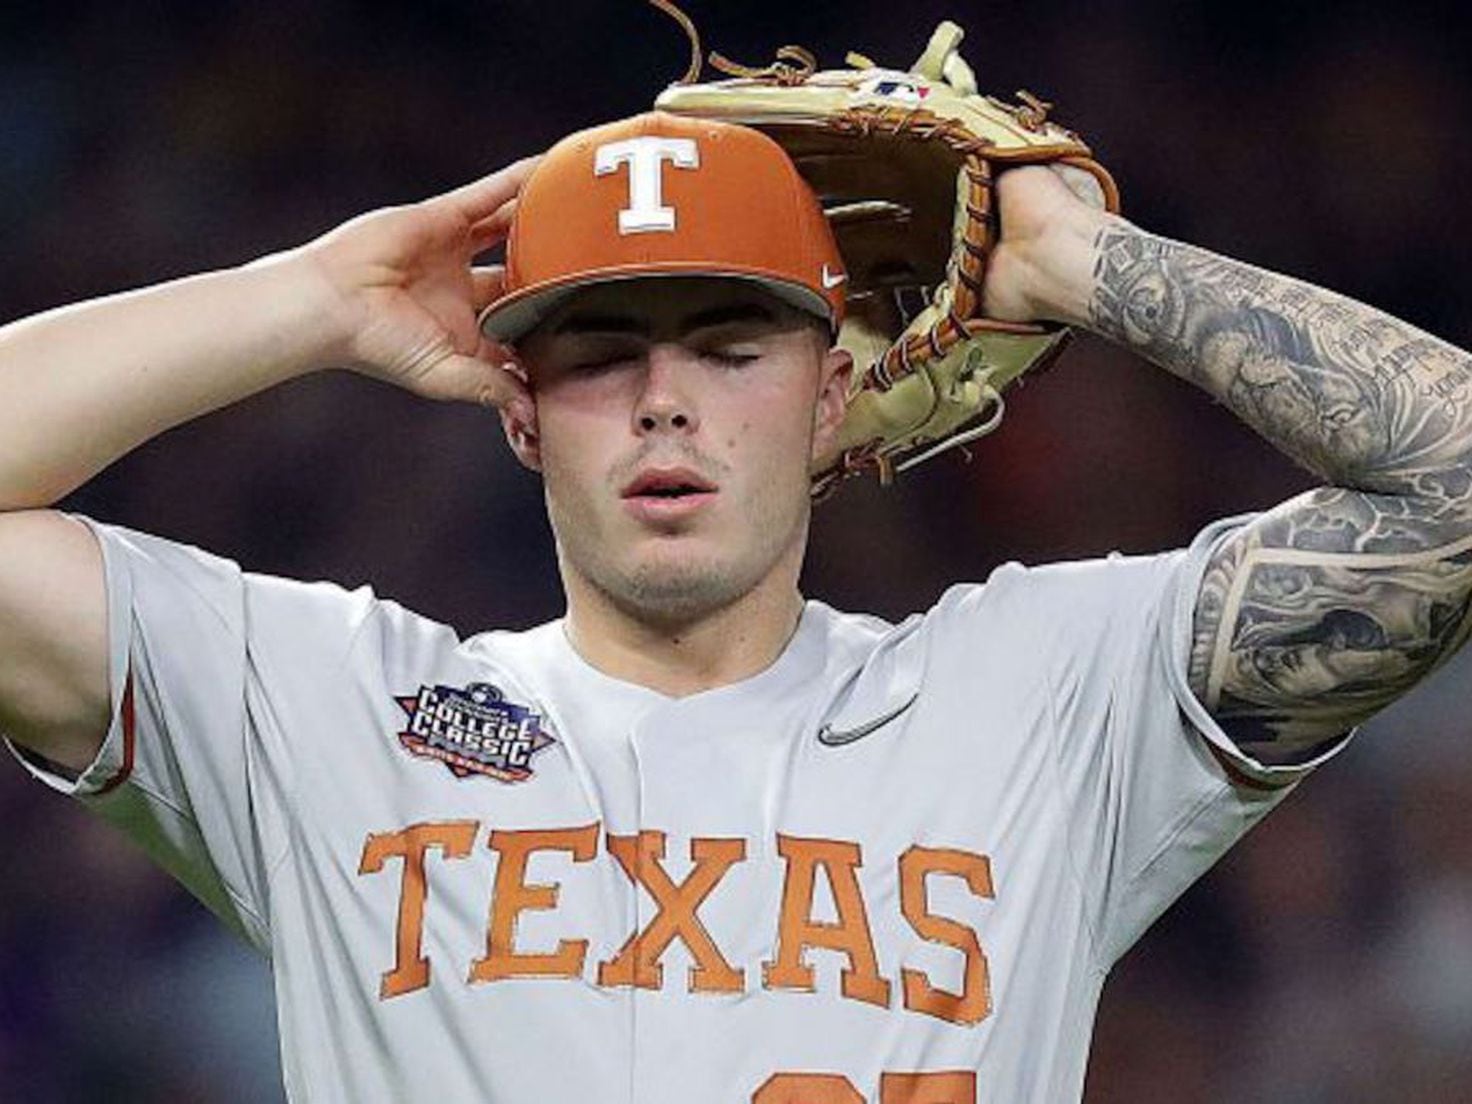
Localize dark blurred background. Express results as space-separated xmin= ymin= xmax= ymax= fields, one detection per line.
xmin=3 ymin=1 xmax=1472 ymax=1100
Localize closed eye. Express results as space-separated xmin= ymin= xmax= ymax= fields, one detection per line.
xmin=570 ymin=351 xmax=639 ymax=374
xmin=701 ymin=350 xmax=760 ymax=368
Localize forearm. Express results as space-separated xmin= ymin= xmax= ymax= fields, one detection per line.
xmin=0 ymin=251 xmax=344 ymax=510
xmin=987 ymin=167 xmax=1472 ymax=748
xmin=1073 ymin=219 xmax=1472 ymax=741
xmin=1066 ymin=216 xmax=1472 ymax=500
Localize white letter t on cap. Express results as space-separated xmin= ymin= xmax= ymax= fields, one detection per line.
xmin=595 ymin=136 xmax=700 ymax=234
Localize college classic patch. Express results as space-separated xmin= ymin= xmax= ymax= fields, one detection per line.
xmin=395 ymin=682 xmax=556 ymax=782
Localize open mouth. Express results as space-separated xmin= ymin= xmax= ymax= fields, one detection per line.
xmin=621 ymin=468 xmax=718 ymax=500
xmin=620 ymin=468 xmax=719 ymax=516
xmin=638 ymin=484 xmax=704 ymax=499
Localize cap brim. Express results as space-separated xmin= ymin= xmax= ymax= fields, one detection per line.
xmin=479 ymin=264 xmax=836 ymax=344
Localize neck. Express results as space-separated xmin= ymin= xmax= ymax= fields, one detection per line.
xmin=561 ymin=555 xmax=806 ymax=698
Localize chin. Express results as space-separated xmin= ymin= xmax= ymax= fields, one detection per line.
xmin=553 ymin=481 xmax=809 ymax=624
xmin=616 ymin=552 xmax=748 ymax=622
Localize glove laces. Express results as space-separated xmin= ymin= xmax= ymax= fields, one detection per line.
xmin=647 ymin=0 xmax=817 ymax=86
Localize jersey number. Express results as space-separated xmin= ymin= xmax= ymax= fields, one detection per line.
xmin=754 ymin=1071 xmax=976 ymax=1103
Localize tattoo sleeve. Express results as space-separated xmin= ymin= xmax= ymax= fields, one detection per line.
xmin=1088 ymin=224 xmax=1472 ymax=755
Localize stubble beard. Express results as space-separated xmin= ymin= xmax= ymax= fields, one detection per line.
xmin=548 ymin=462 xmax=811 ymax=631
xmin=601 ymin=547 xmax=750 ymax=627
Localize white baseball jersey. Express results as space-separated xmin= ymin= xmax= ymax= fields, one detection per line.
xmin=8 ymin=514 xmax=1350 ymax=1102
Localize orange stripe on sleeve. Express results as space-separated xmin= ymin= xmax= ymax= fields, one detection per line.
xmin=94 ymin=673 xmax=136 ymax=796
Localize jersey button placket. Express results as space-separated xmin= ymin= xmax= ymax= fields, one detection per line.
xmin=626 ymin=706 xmax=663 ymax=1104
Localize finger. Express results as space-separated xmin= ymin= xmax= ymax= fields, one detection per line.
xmin=439 ymin=155 xmax=541 ymax=223
xmin=485 ymin=361 xmax=536 ymax=429
xmin=470 ymin=265 xmax=508 ymax=313
xmin=487 ymin=350 xmax=534 ymax=425
xmin=468 ymin=200 xmax=517 ymax=256
xmin=419 ymin=351 xmax=532 ymax=413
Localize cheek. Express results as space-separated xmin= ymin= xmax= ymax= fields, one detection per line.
xmin=726 ymin=375 xmax=817 ymax=449
xmin=724 ymin=406 xmax=809 ymax=479
xmin=535 ymin=381 xmax=631 ymax=473
xmin=725 ymin=401 xmax=817 ymax=508
xmin=537 ymin=373 xmax=631 ymax=423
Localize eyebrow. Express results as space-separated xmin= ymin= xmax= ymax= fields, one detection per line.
xmin=552 ymin=313 xmax=644 ymax=337
xmin=682 ymin=302 xmax=779 ymax=333
xmin=551 ymin=301 xmax=779 ymax=338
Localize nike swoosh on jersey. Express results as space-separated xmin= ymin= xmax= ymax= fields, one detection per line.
xmin=821 ymin=264 xmax=847 ymax=290
xmin=816 ymin=692 xmax=919 ymax=747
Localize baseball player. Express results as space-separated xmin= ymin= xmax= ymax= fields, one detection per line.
xmin=1 ymin=106 xmax=1470 ymax=1103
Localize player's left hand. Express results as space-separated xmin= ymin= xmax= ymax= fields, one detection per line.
xmin=983 ymin=164 xmax=1114 ymax=328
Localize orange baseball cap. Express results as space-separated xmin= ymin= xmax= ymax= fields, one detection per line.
xmin=479 ymin=112 xmax=846 ymax=343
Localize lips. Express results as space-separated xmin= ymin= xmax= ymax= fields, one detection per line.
xmin=620 ymin=466 xmax=719 ymax=524
xmin=620 ymin=467 xmax=718 ymax=500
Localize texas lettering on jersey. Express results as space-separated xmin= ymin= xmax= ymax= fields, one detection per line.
xmin=358 ymin=821 xmax=995 ymax=1027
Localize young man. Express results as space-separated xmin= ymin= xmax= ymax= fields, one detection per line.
xmin=1 ymin=111 xmax=1468 ymax=1101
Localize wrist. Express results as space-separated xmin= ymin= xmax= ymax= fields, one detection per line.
xmin=1020 ymin=205 xmax=1116 ymax=329
xmin=240 ymin=246 xmax=362 ymax=379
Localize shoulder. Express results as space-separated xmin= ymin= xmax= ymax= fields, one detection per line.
xmin=804 ymin=544 xmax=1193 ymax=681
xmin=906 ymin=530 xmax=1256 ymax=712
xmin=80 ymin=516 xmax=478 ymax=665
xmin=926 ymin=545 xmax=1188 ymax=650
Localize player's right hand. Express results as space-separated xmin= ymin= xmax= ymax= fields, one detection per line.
xmin=300 ymin=157 xmax=539 ymax=426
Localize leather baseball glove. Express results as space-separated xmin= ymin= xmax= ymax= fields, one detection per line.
xmin=648 ymin=3 xmax=1120 ymax=495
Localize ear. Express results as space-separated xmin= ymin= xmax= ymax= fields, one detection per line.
xmin=498 ymin=402 xmax=543 ymax=473
xmin=811 ymin=345 xmax=854 ymax=461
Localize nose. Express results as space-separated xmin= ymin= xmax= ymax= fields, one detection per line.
xmin=633 ymin=344 xmax=700 ymax=435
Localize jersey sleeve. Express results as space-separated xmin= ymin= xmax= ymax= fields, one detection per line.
xmin=4 ymin=517 xmax=377 ymax=951
xmin=933 ymin=515 xmax=1355 ymax=970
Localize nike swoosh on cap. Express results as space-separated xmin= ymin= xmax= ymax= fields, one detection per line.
xmin=816 ymin=692 xmax=919 ymax=747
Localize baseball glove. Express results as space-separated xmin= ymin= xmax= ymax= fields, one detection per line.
xmin=648 ymin=2 xmax=1120 ymax=495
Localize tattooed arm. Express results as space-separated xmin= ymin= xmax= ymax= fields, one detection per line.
xmin=988 ymin=166 xmax=1472 ymax=758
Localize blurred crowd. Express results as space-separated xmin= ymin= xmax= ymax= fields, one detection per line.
xmin=2 ymin=1 xmax=1471 ymax=1100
